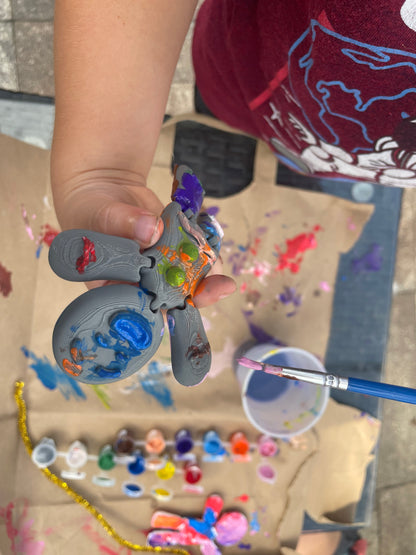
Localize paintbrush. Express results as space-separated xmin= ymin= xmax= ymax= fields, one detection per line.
xmin=237 ymin=357 xmax=416 ymax=405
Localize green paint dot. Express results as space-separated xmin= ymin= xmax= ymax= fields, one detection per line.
xmin=166 ymin=266 xmax=186 ymax=287
xmin=180 ymin=242 xmax=199 ymax=261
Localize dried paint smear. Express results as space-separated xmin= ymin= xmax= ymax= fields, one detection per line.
xmin=0 ymin=499 xmax=45 ymax=555
xmin=121 ymin=360 xmax=174 ymax=409
xmin=0 ymin=262 xmax=12 ymax=297
xmin=21 ymin=347 xmax=86 ymax=401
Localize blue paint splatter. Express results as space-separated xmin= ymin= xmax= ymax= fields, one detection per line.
xmin=21 ymin=346 xmax=86 ymax=401
xmin=139 ymin=361 xmax=174 ymax=409
xmin=238 ymin=543 xmax=252 ymax=550
xmin=35 ymin=244 xmax=43 ymax=258
xmin=249 ymin=511 xmax=260 ymax=535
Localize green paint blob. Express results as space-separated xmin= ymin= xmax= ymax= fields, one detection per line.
xmin=166 ymin=266 xmax=186 ymax=287
xmin=180 ymin=242 xmax=199 ymax=261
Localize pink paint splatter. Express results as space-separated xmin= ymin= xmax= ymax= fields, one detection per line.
xmin=0 ymin=500 xmax=45 ymax=555
xmin=0 ymin=262 xmax=12 ymax=297
xmin=347 ymin=217 xmax=357 ymax=231
xmin=241 ymin=260 xmax=272 ymax=284
xmin=82 ymin=520 xmax=131 ymax=554
xmin=319 ymin=281 xmax=331 ymax=292
xmin=21 ymin=204 xmax=35 ymax=240
xmin=274 ymin=227 xmax=321 ymax=273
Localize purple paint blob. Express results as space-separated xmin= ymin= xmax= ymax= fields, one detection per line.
xmin=351 ymin=243 xmax=383 ymax=274
xmin=173 ymin=171 xmax=204 ymax=214
xmin=215 ymin=512 xmax=248 ymax=546
xmin=242 ymin=314 xmax=286 ymax=347
xmin=206 ymin=206 xmax=220 ymax=217
xmin=279 ymin=286 xmax=302 ymax=307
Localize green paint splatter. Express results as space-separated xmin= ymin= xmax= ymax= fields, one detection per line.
xmin=90 ymin=384 xmax=111 ymax=409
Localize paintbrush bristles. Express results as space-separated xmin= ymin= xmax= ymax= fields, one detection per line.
xmin=237 ymin=357 xmax=263 ymax=371
xmin=237 ymin=357 xmax=283 ymax=376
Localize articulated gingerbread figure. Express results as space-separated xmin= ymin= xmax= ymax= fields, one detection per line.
xmin=49 ymin=165 xmax=223 ymax=386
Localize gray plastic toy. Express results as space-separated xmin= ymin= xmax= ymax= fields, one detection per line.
xmin=49 ymin=165 xmax=223 ymax=386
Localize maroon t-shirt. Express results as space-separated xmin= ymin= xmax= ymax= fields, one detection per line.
xmin=192 ymin=0 xmax=416 ymax=187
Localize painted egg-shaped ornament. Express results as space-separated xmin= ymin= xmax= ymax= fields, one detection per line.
xmin=52 ymin=284 xmax=164 ymax=384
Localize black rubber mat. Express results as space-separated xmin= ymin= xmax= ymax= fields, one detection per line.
xmin=172 ymin=120 xmax=257 ymax=197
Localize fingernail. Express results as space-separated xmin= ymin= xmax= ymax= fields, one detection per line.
xmin=133 ymin=215 xmax=160 ymax=245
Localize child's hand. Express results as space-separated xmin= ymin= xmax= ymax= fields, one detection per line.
xmin=52 ymin=171 xmax=236 ymax=306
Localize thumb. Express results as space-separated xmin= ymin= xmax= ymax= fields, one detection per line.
xmin=55 ymin=184 xmax=165 ymax=249
xmin=90 ymin=200 xmax=164 ymax=248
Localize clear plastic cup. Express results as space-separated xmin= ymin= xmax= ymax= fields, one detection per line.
xmin=235 ymin=344 xmax=329 ymax=438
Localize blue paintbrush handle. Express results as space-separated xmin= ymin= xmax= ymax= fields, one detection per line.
xmin=347 ymin=378 xmax=416 ymax=404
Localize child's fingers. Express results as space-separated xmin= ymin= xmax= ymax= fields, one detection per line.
xmin=57 ymin=184 xmax=165 ymax=249
xmin=88 ymin=200 xmax=164 ymax=248
xmin=193 ymin=274 xmax=236 ymax=308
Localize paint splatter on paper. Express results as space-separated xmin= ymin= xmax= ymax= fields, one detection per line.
xmin=90 ymin=384 xmax=111 ymax=409
xmin=249 ymin=511 xmax=261 ymax=535
xmin=82 ymin=519 xmax=131 ymax=554
xmin=21 ymin=204 xmax=35 ymax=240
xmin=278 ymin=286 xmax=302 ymax=316
xmin=121 ymin=360 xmax=174 ymax=409
xmin=0 ymin=499 xmax=45 ymax=555
xmin=0 ymin=262 xmax=12 ymax=297
xmin=234 ymin=494 xmax=250 ymax=503
xmin=21 ymin=347 xmax=86 ymax=401
xmin=319 ymin=281 xmax=331 ymax=292
xmin=227 ymin=227 xmax=268 ymax=278
xmin=35 ymin=224 xmax=60 ymax=258
xmin=21 ymin=202 xmax=60 ymax=257
xmin=243 ymin=313 xmax=287 ymax=347
xmin=274 ymin=226 xmax=321 ymax=274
